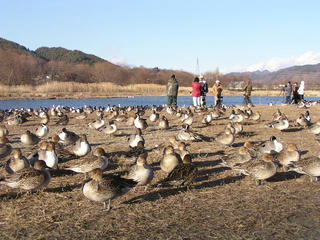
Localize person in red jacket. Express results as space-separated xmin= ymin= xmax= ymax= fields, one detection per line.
xmin=191 ymin=77 xmax=202 ymax=107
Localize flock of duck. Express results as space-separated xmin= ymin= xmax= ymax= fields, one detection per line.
xmin=0 ymin=100 xmax=320 ymax=211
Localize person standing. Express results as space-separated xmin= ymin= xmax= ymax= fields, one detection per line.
xmin=292 ymin=82 xmax=299 ymax=104
xmin=284 ymin=81 xmax=292 ymax=104
xmin=199 ymin=75 xmax=208 ymax=106
xmin=167 ymin=74 xmax=179 ymax=106
xmin=212 ymin=80 xmax=223 ymax=106
xmin=191 ymin=77 xmax=202 ymax=107
xmin=243 ymin=78 xmax=253 ymax=105
xmin=298 ymin=80 xmax=305 ymax=101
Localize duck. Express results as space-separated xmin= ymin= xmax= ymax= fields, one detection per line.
xmin=272 ymin=109 xmax=282 ymax=121
xmin=177 ymin=124 xmax=202 ymax=142
xmin=0 ymin=137 xmax=12 ymax=159
xmin=134 ymin=114 xmax=148 ymax=130
xmin=231 ymin=122 xmax=243 ymax=135
xmin=21 ymin=130 xmax=40 ymax=146
xmin=288 ymin=154 xmax=320 ymax=182
xmin=75 ymin=112 xmax=88 ymax=120
xmin=220 ymin=143 xmax=256 ymax=168
xmin=181 ymin=112 xmax=194 ymax=126
xmin=275 ymin=143 xmax=300 ymax=171
xmin=229 ymin=109 xmax=244 ymax=123
xmin=158 ymin=153 xmax=197 ymax=188
xmin=49 ymin=135 xmax=76 ymax=162
xmin=40 ymin=111 xmax=50 ymax=124
xmin=35 ymin=123 xmax=49 ymax=138
xmin=234 ymin=153 xmax=277 ymax=186
xmin=63 ymin=147 xmax=108 ymax=175
xmin=249 ymin=111 xmax=261 ymax=121
xmin=258 ymin=136 xmax=283 ymax=154
xmin=168 ymin=136 xmax=181 ymax=150
xmin=73 ymin=134 xmax=91 ymax=157
xmin=41 ymin=142 xmax=59 ymax=169
xmin=102 ymin=121 xmax=117 ymax=136
xmin=0 ymin=160 xmax=51 ymax=191
xmin=296 ymin=113 xmax=311 ymax=128
xmin=149 ymin=110 xmax=159 ymax=122
xmin=125 ymin=154 xmax=153 ymax=186
xmin=202 ymin=113 xmax=213 ymax=125
xmin=158 ymin=116 xmax=169 ymax=129
xmin=128 ymin=129 xmax=145 ymax=148
xmin=27 ymin=141 xmax=48 ymax=165
xmin=160 ymin=146 xmax=181 ymax=173
xmin=308 ymin=120 xmax=320 ymax=135
xmin=266 ymin=113 xmax=289 ymax=131
xmin=5 ymin=149 xmax=30 ymax=174
xmin=58 ymin=128 xmax=80 ymax=146
xmin=0 ymin=125 xmax=9 ymax=137
xmin=215 ymin=128 xmax=235 ymax=147
xmin=82 ymin=168 xmax=137 ymax=211
xmin=175 ymin=142 xmax=191 ymax=161
xmin=88 ymin=117 xmax=105 ymax=131
xmin=55 ymin=114 xmax=69 ymax=125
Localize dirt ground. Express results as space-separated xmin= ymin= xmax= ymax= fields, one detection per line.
xmin=0 ymin=104 xmax=320 ymax=239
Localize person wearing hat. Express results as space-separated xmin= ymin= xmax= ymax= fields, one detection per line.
xmin=212 ymin=80 xmax=223 ymax=106
xmin=167 ymin=74 xmax=179 ymax=106
xmin=199 ymin=75 xmax=208 ymax=106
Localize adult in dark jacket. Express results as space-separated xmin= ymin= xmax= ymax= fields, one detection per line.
xmin=292 ymin=82 xmax=299 ymax=104
xmin=167 ymin=74 xmax=179 ymax=106
xmin=243 ymin=79 xmax=253 ymax=105
xmin=284 ymin=81 xmax=292 ymax=104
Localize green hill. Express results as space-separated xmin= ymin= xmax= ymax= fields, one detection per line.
xmin=35 ymin=47 xmax=105 ymax=65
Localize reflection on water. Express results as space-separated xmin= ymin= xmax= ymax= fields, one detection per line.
xmin=0 ymin=96 xmax=319 ymax=109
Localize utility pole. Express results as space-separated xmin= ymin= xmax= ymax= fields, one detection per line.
xmin=195 ymin=57 xmax=200 ymax=77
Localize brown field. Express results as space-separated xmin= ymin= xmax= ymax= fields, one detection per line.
xmin=0 ymin=81 xmax=319 ymax=100
xmin=1 ymin=104 xmax=320 ymax=239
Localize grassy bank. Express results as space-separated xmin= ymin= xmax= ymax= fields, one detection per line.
xmin=0 ymin=81 xmax=319 ymax=100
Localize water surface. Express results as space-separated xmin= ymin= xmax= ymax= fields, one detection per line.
xmin=0 ymin=96 xmax=319 ymax=109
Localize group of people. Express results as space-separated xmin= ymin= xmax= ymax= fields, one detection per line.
xmin=167 ymin=74 xmax=253 ymax=107
xmin=284 ymin=81 xmax=305 ymax=104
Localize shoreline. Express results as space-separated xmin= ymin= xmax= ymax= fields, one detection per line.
xmin=0 ymin=90 xmax=318 ymax=101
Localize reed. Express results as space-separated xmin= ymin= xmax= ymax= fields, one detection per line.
xmin=0 ymin=81 xmax=319 ymax=99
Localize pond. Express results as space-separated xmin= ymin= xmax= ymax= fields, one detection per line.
xmin=0 ymin=96 xmax=319 ymax=109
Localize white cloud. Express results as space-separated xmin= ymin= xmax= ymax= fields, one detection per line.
xmin=107 ymin=56 xmax=127 ymax=65
xmin=222 ymin=51 xmax=320 ymax=73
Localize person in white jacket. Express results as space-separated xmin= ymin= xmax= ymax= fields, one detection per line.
xmin=298 ymin=81 xmax=305 ymax=101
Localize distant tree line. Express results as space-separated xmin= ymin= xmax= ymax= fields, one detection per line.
xmin=1 ymin=37 xmax=319 ymax=89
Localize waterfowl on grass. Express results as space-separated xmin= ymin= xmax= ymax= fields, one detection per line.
xmin=0 ymin=160 xmax=51 ymax=191
xmin=160 ymin=146 xmax=181 ymax=173
xmin=5 ymin=149 xmax=30 ymax=174
xmin=73 ymin=134 xmax=91 ymax=157
xmin=82 ymin=168 xmax=137 ymax=211
xmin=125 ymin=154 xmax=153 ymax=186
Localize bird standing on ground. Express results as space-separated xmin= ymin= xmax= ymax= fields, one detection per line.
xmin=82 ymin=168 xmax=137 ymax=211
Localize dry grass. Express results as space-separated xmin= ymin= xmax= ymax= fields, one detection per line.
xmin=1 ymin=104 xmax=320 ymax=239
xmin=0 ymin=82 xmax=319 ymax=100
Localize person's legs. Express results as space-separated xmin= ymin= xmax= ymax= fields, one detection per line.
xmin=202 ymin=94 xmax=206 ymax=106
xmin=285 ymin=96 xmax=290 ymax=104
xmin=168 ymin=96 xmax=173 ymax=105
xmin=193 ymin=97 xmax=197 ymax=106
xmin=172 ymin=95 xmax=177 ymax=105
xmin=197 ymin=97 xmax=201 ymax=107
xmin=243 ymin=95 xmax=248 ymax=105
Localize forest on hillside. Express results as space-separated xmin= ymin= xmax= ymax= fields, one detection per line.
xmin=1 ymin=37 xmax=320 ymax=89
